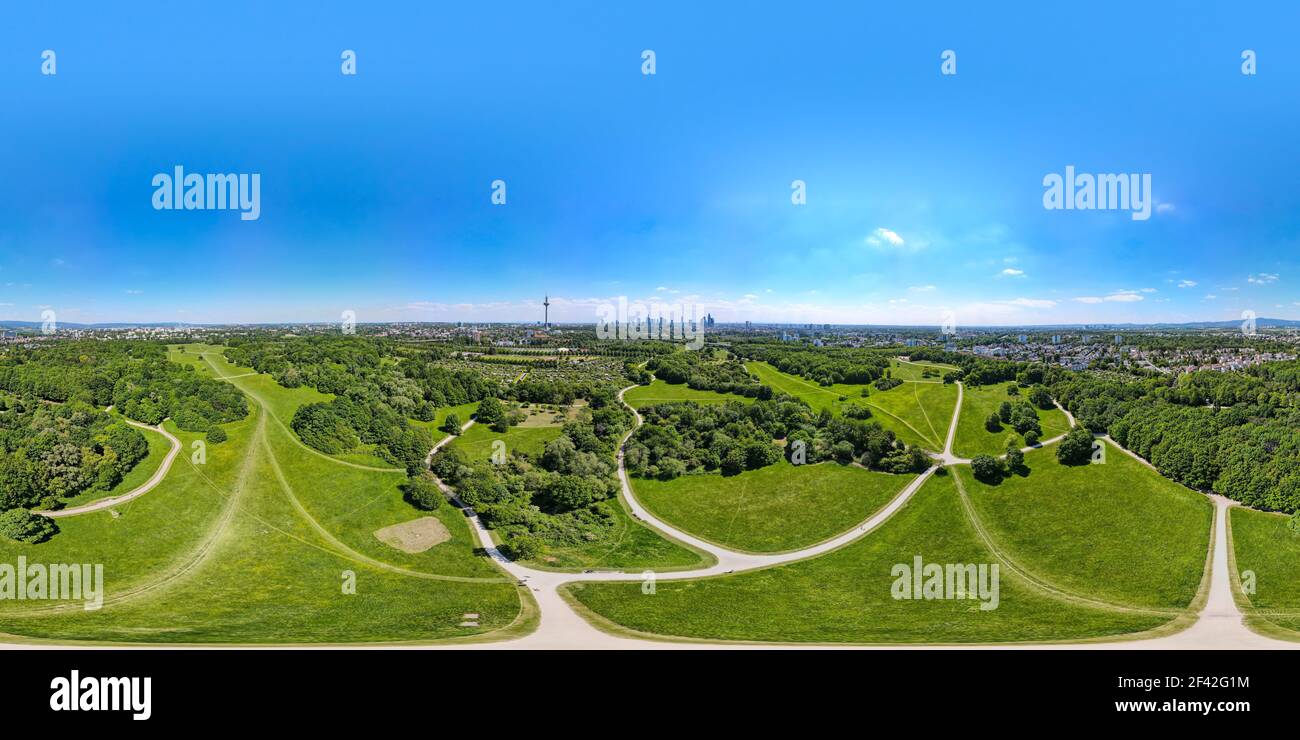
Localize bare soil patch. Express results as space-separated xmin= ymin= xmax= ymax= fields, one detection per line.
xmin=374 ymin=517 xmax=451 ymax=553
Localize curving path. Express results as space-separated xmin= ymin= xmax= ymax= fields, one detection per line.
xmin=39 ymin=418 xmax=183 ymax=519
xmin=426 ymin=384 xmax=936 ymax=648
xmin=426 ymin=379 xmax=1297 ymax=650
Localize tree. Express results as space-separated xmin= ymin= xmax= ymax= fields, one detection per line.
xmin=832 ymin=440 xmax=856 ymax=464
xmin=502 ymin=534 xmax=542 ymax=561
xmin=1029 ymin=385 xmax=1053 ymax=409
xmin=998 ymin=401 xmax=1013 ymax=423
xmin=1024 ymin=429 xmax=1040 ymax=446
xmin=0 ymin=508 xmax=57 ymax=543
xmin=441 ymin=413 xmax=462 ymax=435
xmin=475 ymin=396 xmax=507 ymax=427
xmin=985 ymin=413 xmax=1002 ymax=432
xmin=402 ymin=475 xmax=444 ymax=510
xmin=1056 ymin=427 xmax=1095 ymax=465
xmin=1005 ymin=445 xmax=1025 ymax=472
xmin=721 ymin=446 xmax=747 ymax=475
xmin=970 ymin=454 xmax=1003 ymax=483
xmin=206 ymin=425 xmax=228 ymax=444
xmin=540 ymin=475 xmax=608 ymax=512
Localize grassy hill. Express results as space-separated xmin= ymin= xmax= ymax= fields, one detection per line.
xmin=631 ymin=460 xmax=914 ymax=552
xmin=566 ymin=472 xmax=1174 ymax=643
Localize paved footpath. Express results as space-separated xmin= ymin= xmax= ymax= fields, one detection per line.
xmin=428 ymin=383 xmax=1297 ymax=650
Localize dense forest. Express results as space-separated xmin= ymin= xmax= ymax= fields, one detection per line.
xmin=646 ymin=349 xmax=770 ymax=397
xmin=625 ymin=397 xmax=929 ymax=479
xmin=1049 ymin=363 xmax=1300 ymax=512
xmin=0 ymin=340 xmax=247 ymax=431
xmin=0 ymin=400 xmax=150 ymax=514
xmin=428 ymin=396 xmax=635 ymax=560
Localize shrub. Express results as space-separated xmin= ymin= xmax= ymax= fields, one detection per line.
xmin=875 ymin=377 xmax=903 ymax=392
xmin=1005 ymin=446 xmax=1025 ymax=472
xmin=842 ymin=404 xmax=873 ymax=420
xmin=1056 ymin=427 xmax=1095 ymax=466
xmin=0 ymin=509 xmax=58 ymax=543
xmin=970 ymin=454 xmax=1003 ymax=483
xmin=1029 ymin=385 xmax=1053 ymax=410
xmin=206 ymin=425 xmax=228 ymax=444
xmin=502 ymin=534 xmax=542 ymax=561
xmin=831 ymin=440 xmax=856 ymax=464
xmin=441 ymin=413 xmax=462 ymax=435
xmin=402 ymin=475 xmax=444 ymax=511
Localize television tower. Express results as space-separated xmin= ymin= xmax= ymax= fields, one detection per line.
xmin=543 ymin=295 xmax=550 ymax=328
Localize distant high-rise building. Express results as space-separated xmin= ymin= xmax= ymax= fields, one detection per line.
xmin=543 ymin=295 xmax=550 ymax=328
xmin=1114 ymin=334 xmax=1123 ymax=345
xmin=1018 ymin=334 xmax=1028 ymax=343
xmin=1052 ymin=335 xmax=1061 ymax=344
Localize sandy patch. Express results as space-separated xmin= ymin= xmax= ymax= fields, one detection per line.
xmin=374 ymin=517 xmax=451 ymax=553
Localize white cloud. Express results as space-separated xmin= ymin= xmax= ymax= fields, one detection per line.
xmin=124 ymin=289 xmax=143 ymax=295
xmin=1177 ymin=280 xmax=1198 ymax=289
xmin=1156 ymin=202 xmax=1176 ymax=214
xmin=1248 ymin=273 xmax=1280 ymax=284
xmin=1140 ymin=287 xmax=1157 ymax=293
xmin=1073 ymin=291 xmax=1143 ymax=304
xmin=1002 ymin=297 xmax=1056 ymax=309
xmin=1204 ymin=294 xmax=1218 ymax=300
xmin=908 ymin=285 xmax=937 ymax=292
xmin=1000 ymin=268 xmax=1025 ymax=277
xmin=865 ymin=227 xmax=906 ymax=248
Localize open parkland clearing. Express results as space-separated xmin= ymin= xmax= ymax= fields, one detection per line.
xmin=0 ymin=343 xmax=1296 ymax=650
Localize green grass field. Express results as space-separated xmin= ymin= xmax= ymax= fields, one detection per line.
xmin=953 ymin=441 xmax=1212 ymax=610
xmin=411 ymin=402 xmax=480 ymax=445
xmin=890 ymin=358 xmax=957 ymax=381
xmin=631 ymin=460 xmax=914 ymax=552
xmin=953 ymin=381 xmax=1072 ymax=458
xmin=566 ymin=471 xmax=1172 ymax=643
xmin=449 ymin=421 xmax=564 ymax=463
xmin=746 ymin=362 xmax=956 ymax=451
xmin=0 ymin=344 xmax=525 ymax=644
xmin=1230 ymin=507 xmax=1300 ymax=636
xmin=623 ymin=380 xmax=755 ymax=409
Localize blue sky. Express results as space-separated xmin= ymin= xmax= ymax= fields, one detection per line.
xmin=2 ymin=1 xmax=1299 ymax=326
